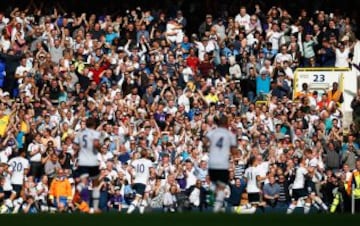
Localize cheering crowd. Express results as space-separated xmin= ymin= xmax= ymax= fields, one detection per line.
xmin=0 ymin=1 xmax=360 ymax=214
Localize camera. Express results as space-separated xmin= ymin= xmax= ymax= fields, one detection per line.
xmin=104 ymin=177 xmax=111 ymax=183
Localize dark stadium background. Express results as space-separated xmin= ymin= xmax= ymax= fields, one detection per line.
xmin=0 ymin=0 xmax=358 ymax=37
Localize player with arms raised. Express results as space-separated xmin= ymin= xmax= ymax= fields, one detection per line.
xmin=127 ymin=149 xmax=154 ymax=214
xmin=73 ymin=118 xmax=101 ymax=178
xmin=287 ymin=149 xmax=313 ymax=214
xmin=204 ymin=115 xmax=237 ymax=212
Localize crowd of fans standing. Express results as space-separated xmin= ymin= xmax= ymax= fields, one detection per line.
xmin=0 ymin=1 xmax=360 ymax=214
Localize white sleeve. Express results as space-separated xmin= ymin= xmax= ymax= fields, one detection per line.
xmin=24 ymin=159 xmax=30 ymax=169
xmin=94 ymin=131 xmax=101 ymax=140
xmin=27 ymin=143 xmax=33 ymax=152
xmin=244 ymin=168 xmax=249 ymax=179
xmin=206 ymin=130 xmax=213 ymax=140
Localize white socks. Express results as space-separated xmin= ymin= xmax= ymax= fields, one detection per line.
xmin=314 ymin=197 xmax=328 ymax=211
xmin=304 ymin=203 xmax=311 ymax=214
xmin=127 ymin=199 xmax=138 ymax=214
xmin=286 ymin=204 xmax=296 ymax=214
xmin=213 ymin=190 xmax=225 ymax=213
xmin=139 ymin=199 xmax=147 ymax=214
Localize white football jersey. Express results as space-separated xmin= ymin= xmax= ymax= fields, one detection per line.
xmin=245 ymin=166 xmax=260 ymax=193
xmin=27 ymin=142 xmax=45 ymax=162
xmin=206 ymin=127 xmax=236 ymax=170
xmin=74 ymin=128 xmax=101 ymax=166
xmin=292 ymin=166 xmax=308 ymax=189
xmin=131 ymin=158 xmax=153 ymax=185
xmin=8 ymin=156 xmax=30 ymax=185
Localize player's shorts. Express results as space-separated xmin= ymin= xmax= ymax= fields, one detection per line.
xmin=75 ymin=166 xmax=100 ymax=178
xmin=208 ymin=169 xmax=229 ymax=185
xmin=11 ymin=184 xmax=22 ymax=197
xmin=133 ymin=183 xmax=146 ymax=196
xmin=4 ymin=190 xmax=15 ymax=199
xmin=248 ymin=192 xmax=261 ymax=204
xmin=292 ymin=188 xmax=308 ymax=201
xmin=306 ymin=180 xmax=317 ymax=195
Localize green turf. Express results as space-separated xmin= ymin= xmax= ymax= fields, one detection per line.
xmin=1 ymin=213 xmax=359 ymax=226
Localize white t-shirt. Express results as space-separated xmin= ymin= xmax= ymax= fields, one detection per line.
xmin=8 ymin=156 xmax=30 ymax=185
xmin=0 ymin=147 xmax=12 ymax=163
xmin=36 ymin=182 xmax=49 ymax=202
xmin=335 ymin=48 xmax=350 ymax=67
xmin=97 ymin=152 xmax=114 ymax=169
xmin=268 ymin=32 xmax=282 ymax=51
xmin=166 ymin=23 xmax=184 ymax=44
xmin=27 ymin=142 xmax=45 ymax=162
xmin=131 ymin=158 xmax=153 ymax=185
xmin=292 ymin=166 xmax=308 ymax=189
xmin=245 ymin=166 xmax=260 ymax=193
xmin=185 ymin=168 xmax=197 ymax=189
xmin=274 ymin=53 xmax=292 ymax=64
xmin=74 ymin=128 xmax=101 ymax=167
xmin=235 ymin=14 xmax=250 ymax=30
xmin=15 ymin=65 xmax=31 ymax=84
xmin=256 ymin=161 xmax=270 ymax=178
xmin=206 ymin=127 xmax=236 ymax=170
xmin=178 ymin=94 xmax=190 ymax=112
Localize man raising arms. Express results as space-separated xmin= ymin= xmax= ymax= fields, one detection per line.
xmin=204 ymin=115 xmax=237 ymax=212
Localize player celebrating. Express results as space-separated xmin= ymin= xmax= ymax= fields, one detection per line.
xmin=73 ymin=118 xmax=101 ymax=178
xmin=244 ymin=156 xmax=261 ymax=207
xmin=127 ymin=149 xmax=154 ymax=214
xmin=287 ymin=149 xmax=312 ymax=214
xmin=204 ymin=115 xmax=237 ymax=213
xmin=8 ymin=149 xmax=30 ymax=197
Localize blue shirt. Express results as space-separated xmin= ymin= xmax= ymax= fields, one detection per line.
xmin=118 ymin=152 xmax=130 ymax=164
xmin=181 ymin=42 xmax=192 ymax=58
xmin=105 ymin=32 xmax=119 ymax=44
xmin=256 ymin=75 xmax=271 ymax=95
xmin=110 ymin=194 xmax=123 ymax=206
xmin=263 ymin=182 xmax=281 ymax=196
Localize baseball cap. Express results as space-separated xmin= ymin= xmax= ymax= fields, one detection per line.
xmin=80 ymin=173 xmax=89 ymax=179
xmin=202 ymin=37 xmax=209 ymax=41
xmin=240 ymin=136 xmax=249 ymax=142
xmin=260 ymin=69 xmax=268 ymax=75
xmin=1 ymin=91 xmax=9 ymax=97
xmin=341 ymin=35 xmax=349 ymax=42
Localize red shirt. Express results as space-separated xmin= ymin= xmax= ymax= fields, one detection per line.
xmin=317 ymin=99 xmax=330 ymax=110
xmin=198 ymin=61 xmax=214 ymax=77
xmin=186 ymin=56 xmax=199 ymax=73
xmin=89 ymin=61 xmax=110 ymax=84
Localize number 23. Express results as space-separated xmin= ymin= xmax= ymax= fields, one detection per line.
xmin=313 ymin=74 xmax=325 ymax=82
